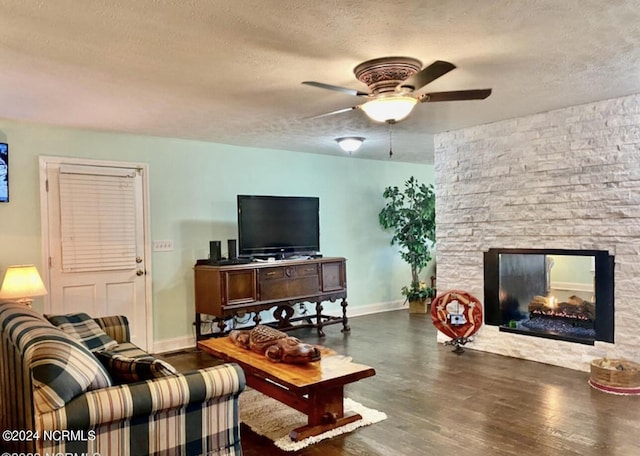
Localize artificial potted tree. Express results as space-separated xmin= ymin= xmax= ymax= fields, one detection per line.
xmin=379 ymin=176 xmax=436 ymax=313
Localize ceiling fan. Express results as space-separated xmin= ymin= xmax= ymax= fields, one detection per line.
xmin=303 ymin=57 xmax=492 ymax=124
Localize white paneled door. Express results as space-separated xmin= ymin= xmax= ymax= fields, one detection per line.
xmin=40 ymin=158 xmax=151 ymax=350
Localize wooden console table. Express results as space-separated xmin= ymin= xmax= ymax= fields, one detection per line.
xmin=194 ymin=257 xmax=349 ymax=339
xmin=198 ymin=337 xmax=375 ymax=441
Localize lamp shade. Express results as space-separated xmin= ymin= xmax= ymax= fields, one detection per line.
xmin=336 ymin=137 xmax=365 ymax=153
xmin=360 ymin=95 xmax=418 ymax=123
xmin=0 ymin=265 xmax=48 ymax=303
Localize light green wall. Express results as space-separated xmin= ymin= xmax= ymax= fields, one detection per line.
xmin=547 ymin=255 xmax=594 ymax=285
xmin=0 ymin=119 xmax=434 ymax=342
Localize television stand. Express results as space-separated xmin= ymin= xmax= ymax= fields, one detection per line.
xmin=193 ymin=257 xmax=348 ymax=339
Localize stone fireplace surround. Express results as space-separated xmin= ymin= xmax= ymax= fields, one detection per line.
xmin=434 ymin=93 xmax=640 ymax=372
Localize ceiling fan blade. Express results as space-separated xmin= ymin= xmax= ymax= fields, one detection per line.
xmin=304 ymin=105 xmax=359 ymax=120
xmin=419 ymin=89 xmax=492 ymax=103
xmin=302 ymin=81 xmax=369 ymax=97
xmin=397 ymin=60 xmax=456 ymax=91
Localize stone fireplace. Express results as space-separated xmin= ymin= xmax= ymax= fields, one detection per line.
xmin=483 ymin=248 xmax=614 ymax=345
xmin=434 ymin=94 xmax=640 ymax=372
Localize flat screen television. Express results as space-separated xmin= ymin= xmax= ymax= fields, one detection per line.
xmin=237 ymin=195 xmax=320 ymax=258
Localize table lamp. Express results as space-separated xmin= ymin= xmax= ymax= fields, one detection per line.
xmin=0 ymin=265 xmax=48 ymax=306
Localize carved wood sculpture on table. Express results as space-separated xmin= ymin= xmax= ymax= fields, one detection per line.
xmin=431 ymin=290 xmax=483 ymax=354
xmin=229 ymin=324 xmax=322 ymax=364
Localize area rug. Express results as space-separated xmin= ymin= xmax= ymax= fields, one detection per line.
xmin=239 ymin=389 xmax=387 ymax=452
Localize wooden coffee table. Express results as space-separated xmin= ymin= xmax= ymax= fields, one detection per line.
xmin=198 ymin=337 xmax=376 ymax=441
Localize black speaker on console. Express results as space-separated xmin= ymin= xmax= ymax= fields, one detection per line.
xmin=209 ymin=241 xmax=221 ymax=262
xmin=228 ymin=239 xmax=237 ymax=260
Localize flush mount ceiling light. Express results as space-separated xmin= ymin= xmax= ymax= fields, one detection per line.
xmin=335 ymin=137 xmax=365 ymax=153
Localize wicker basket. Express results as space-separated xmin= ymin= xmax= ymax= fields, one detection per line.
xmin=590 ymin=358 xmax=640 ymax=388
xmin=409 ymin=298 xmax=430 ymax=314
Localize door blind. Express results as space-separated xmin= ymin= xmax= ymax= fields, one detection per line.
xmin=59 ymin=166 xmax=138 ymax=272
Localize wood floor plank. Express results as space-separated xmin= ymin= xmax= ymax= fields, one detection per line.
xmin=158 ymin=310 xmax=640 ymax=455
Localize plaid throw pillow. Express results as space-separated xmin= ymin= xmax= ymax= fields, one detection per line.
xmin=46 ymin=313 xmax=118 ymax=352
xmin=96 ymin=351 xmax=178 ymax=384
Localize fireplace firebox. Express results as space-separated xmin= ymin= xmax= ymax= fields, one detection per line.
xmin=484 ymin=248 xmax=614 ymax=345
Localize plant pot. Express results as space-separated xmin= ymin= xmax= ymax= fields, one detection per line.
xmin=409 ymin=298 xmax=430 ymax=314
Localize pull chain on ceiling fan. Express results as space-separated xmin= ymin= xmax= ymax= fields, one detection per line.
xmin=388 ymin=121 xmax=394 ymax=158
xmin=303 ymin=57 xmax=492 ymax=123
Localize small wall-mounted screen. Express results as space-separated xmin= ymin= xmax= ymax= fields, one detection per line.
xmin=0 ymin=143 xmax=7 ymax=203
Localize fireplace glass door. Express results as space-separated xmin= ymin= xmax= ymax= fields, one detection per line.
xmin=484 ymin=249 xmax=614 ymax=345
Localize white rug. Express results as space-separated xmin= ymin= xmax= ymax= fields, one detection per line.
xmin=239 ymin=389 xmax=387 ymax=452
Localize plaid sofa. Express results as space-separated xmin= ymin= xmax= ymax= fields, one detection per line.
xmin=0 ymin=302 xmax=245 ymax=455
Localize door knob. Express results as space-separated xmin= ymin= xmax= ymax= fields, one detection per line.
xmin=136 ymin=270 xmax=144 ymax=276
xmin=136 ymin=256 xmax=143 ymax=264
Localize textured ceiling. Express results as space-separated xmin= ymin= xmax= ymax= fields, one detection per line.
xmin=1 ymin=0 xmax=640 ymax=163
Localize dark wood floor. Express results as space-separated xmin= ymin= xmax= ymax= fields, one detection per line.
xmin=158 ymin=310 xmax=640 ymax=456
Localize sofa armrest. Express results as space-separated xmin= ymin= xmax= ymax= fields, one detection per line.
xmin=93 ymin=315 xmax=130 ymax=343
xmin=37 ymin=363 xmax=246 ymax=430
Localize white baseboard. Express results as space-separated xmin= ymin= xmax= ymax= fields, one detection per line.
xmin=323 ymin=299 xmax=406 ymax=317
xmin=549 ymin=281 xmax=593 ymax=293
xmin=153 ymin=335 xmax=196 ymax=354
xmin=152 ymin=300 xmax=406 ymax=354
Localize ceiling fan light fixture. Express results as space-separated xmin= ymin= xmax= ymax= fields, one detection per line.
xmin=360 ymin=95 xmax=418 ymax=123
xmin=335 ymin=137 xmax=365 ymax=153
